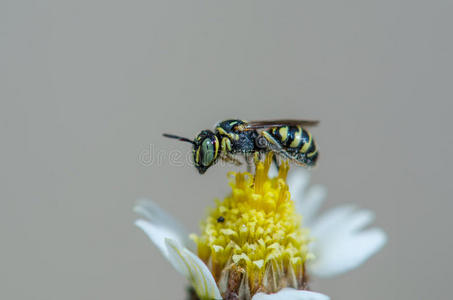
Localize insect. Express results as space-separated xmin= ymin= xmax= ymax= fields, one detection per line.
xmin=163 ymin=119 xmax=319 ymax=174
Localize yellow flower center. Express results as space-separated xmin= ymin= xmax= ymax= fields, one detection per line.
xmin=191 ymin=154 xmax=312 ymax=299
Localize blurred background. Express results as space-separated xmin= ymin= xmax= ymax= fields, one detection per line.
xmin=1 ymin=1 xmax=452 ymax=299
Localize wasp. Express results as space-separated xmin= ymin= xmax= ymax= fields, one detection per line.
xmin=163 ymin=119 xmax=319 ymax=174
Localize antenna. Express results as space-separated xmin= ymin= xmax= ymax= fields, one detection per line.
xmin=162 ymin=133 xmax=195 ymax=145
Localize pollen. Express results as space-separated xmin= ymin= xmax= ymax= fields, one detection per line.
xmin=190 ymin=153 xmax=312 ymax=299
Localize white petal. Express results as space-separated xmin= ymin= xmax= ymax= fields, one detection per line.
xmin=287 ymin=169 xmax=310 ymax=199
xmin=165 ymin=239 xmax=222 ymax=300
xmin=308 ymin=205 xmax=387 ymax=277
xmin=296 ymin=184 xmax=327 ymax=226
xmin=268 ymin=164 xmax=279 ymax=178
xmin=252 ymin=288 xmax=330 ymax=300
xmin=287 ymin=169 xmax=326 ymax=226
xmin=134 ymin=198 xmax=194 ymax=251
xmin=135 ymin=219 xmax=178 ymax=259
xmin=309 ymin=205 xmax=357 ymax=238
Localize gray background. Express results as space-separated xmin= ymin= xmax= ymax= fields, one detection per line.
xmin=1 ymin=1 xmax=452 ymax=299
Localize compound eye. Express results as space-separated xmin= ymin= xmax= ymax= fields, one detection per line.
xmin=201 ymin=138 xmax=215 ymax=166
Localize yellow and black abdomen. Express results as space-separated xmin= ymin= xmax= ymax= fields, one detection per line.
xmin=264 ymin=125 xmax=318 ymax=166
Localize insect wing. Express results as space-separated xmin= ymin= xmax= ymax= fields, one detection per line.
xmin=244 ymin=119 xmax=319 ymax=130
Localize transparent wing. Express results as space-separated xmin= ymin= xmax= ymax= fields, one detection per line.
xmin=244 ymin=119 xmax=319 ymax=130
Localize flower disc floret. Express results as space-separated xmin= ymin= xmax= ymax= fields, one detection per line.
xmin=191 ymin=154 xmax=312 ymax=298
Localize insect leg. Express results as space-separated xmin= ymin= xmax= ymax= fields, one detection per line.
xmin=253 ymin=151 xmax=264 ymax=164
xmin=260 ymin=131 xmax=307 ymax=167
xmin=221 ymin=137 xmax=232 ymax=153
xmin=244 ymin=153 xmax=254 ymax=173
xmin=273 ymin=154 xmax=280 ymax=171
xmin=221 ymin=153 xmax=242 ymax=166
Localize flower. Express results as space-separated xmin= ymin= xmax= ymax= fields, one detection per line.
xmin=285 ymin=168 xmax=387 ymax=278
xmin=252 ymin=288 xmax=329 ymax=300
xmin=134 ymin=154 xmax=386 ymax=299
xmin=190 ymin=156 xmax=313 ymax=299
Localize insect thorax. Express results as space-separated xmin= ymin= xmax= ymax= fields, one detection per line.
xmin=215 ymin=120 xmax=256 ymax=154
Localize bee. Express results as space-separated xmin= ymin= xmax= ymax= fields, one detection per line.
xmin=163 ymin=119 xmax=319 ymax=174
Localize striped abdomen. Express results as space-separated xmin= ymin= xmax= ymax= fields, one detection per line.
xmin=264 ymin=125 xmax=318 ymax=166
